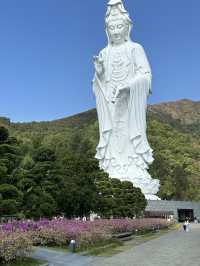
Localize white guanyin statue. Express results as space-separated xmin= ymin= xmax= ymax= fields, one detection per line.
xmin=93 ymin=0 xmax=160 ymax=200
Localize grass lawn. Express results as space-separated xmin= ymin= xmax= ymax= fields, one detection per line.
xmin=0 ymin=257 xmax=47 ymax=266
xmin=38 ymin=245 xmax=69 ymax=253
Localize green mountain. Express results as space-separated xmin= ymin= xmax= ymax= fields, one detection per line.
xmin=150 ymin=99 xmax=200 ymax=125
xmin=0 ymin=99 xmax=199 ymax=201
xmin=149 ymin=99 xmax=200 ymax=135
xmin=0 ymin=98 xmax=199 ymax=134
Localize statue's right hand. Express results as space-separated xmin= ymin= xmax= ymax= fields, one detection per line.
xmin=93 ymin=56 xmax=104 ymax=76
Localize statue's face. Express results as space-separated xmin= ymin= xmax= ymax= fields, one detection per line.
xmin=107 ymin=19 xmax=128 ymax=45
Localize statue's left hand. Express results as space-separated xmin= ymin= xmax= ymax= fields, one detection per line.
xmin=116 ymin=84 xmax=129 ymax=98
xmin=129 ymin=75 xmax=152 ymax=95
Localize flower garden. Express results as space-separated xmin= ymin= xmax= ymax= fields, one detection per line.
xmin=0 ymin=218 xmax=173 ymax=263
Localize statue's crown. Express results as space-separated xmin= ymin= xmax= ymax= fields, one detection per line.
xmin=108 ymin=0 xmax=123 ymax=6
xmin=106 ymin=0 xmax=132 ymax=26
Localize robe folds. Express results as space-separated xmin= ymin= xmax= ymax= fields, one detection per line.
xmin=93 ymin=41 xmax=154 ymax=177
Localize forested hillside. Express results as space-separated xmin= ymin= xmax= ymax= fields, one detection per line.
xmin=0 ymin=99 xmax=199 ymax=218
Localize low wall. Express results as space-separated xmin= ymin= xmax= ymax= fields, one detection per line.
xmin=146 ymin=200 xmax=200 ymax=220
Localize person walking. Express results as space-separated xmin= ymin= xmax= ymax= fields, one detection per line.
xmin=186 ymin=220 xmax=190 ymax=232
xmin=183 ymin=221 xmax=187 ymax=232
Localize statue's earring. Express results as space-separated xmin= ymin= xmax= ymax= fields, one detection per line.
xmin=125 ymin=36 xmax=128 ymax=42
xmin=125 ymin=29 xmax=129 ymax=41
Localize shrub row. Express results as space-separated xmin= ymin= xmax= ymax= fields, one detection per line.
xmin=0 ymin=218 xmax=173 ymax=262
xmin=0 ymin=231 xmax=32 ymax=263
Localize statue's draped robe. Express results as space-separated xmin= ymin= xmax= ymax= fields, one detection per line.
xmin=93 ymin=41 xmax=153 ymax=180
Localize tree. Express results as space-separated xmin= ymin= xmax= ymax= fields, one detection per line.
xmin=0 ymin=184 xmax=23 ymax=215
xmin=96 ymin=176 xmax=147 ymax=218
xmin=0 ymin=127 xmax=9 ymax=142
xmin=58 ymin=156 xmax=99 ymax=217
xmin=173 ymin=164 xmax=189 ymax=200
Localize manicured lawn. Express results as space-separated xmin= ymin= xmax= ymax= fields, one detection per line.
xmin=0 ymin=257 xmax=47 ymax=266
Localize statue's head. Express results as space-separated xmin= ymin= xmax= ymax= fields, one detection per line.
xmin=105 ymin=0 xmax=132 ymax=46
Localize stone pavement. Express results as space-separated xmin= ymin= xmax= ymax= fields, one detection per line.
xmin=32 ymin=224 xmax=200 ymax=266
xmin=94 ymin=224 xmax=200 ymax=266
xmin=32 ymin=247 xmax=101 ymax=266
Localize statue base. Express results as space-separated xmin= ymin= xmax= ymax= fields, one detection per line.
xmin=145 ymin=194 xmax=161 ymax=200
xmin=109 ymin=169 xmax=160 ymax=201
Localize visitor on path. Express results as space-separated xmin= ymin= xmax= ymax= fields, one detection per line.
xmin=183 ymin=222 xmax=187 ymax=232
xmin=186 ymin=220 xmax=190 ymax=232
xmin=183 ymin=220 xmax=190 ymax=232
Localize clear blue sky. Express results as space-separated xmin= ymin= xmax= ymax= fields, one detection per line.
xmin=0 ymin=0 xmax=199 ymax=122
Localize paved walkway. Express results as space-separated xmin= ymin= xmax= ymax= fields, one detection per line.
xmin=95 ymin=224 xmax=200 ymax=266
xmin=32 ymin=247 xmax=100 ymax=266
xmin=32 ymin=224 xmax=200 ymax=266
